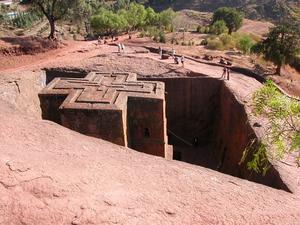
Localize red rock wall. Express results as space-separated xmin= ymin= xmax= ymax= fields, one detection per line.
xmin=215 ymin=83 xmax=290 ymax=191
xmin=140 ymin=77 xmax=222 ymax=145
xmin=60 ymin=109 xmax=126 ymax=146
xmin=127 ymin=97 xmax=167 ymax=158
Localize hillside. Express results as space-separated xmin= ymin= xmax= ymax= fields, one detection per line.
xmin=144 ymin=0 xmax=300 ymax=22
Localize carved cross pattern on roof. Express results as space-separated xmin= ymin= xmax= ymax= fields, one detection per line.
xmin=39 ymin=72 xmax=165 ymax=110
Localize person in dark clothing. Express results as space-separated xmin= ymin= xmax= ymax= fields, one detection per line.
xmin=221 ymin=67 xmax=227 ymax=79
xmin=226 ymin=67 xmax=230 ymax=80
xmin=193 ymin=137 xmax=199 ymax=147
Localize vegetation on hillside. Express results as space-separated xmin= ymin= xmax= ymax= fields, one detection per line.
xmin=241 ymin=80 xmax=300 ymax=174
xmin=204 ymin=33 xmax=258 ymax=54
xmin=142 ymin=0 xmax=300 ymax=23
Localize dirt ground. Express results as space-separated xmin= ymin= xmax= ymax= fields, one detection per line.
xmin=2 ymin=33 xmax=298 ymax=96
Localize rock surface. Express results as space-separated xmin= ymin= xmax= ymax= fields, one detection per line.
xmin=0 ymin=39 xmax=299 ymax=224
xmin=0 ymin=100 xmax=300 ymax=225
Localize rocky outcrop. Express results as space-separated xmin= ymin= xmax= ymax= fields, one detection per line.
xmin=0 ymin=100 xmax=300 ymax=225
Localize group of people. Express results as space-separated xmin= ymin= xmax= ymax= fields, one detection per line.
xmin=174 ymin=55 xmax=185 ymax=67
xmin=221 ymin=66 xmax=230 ymax=80
xmin=158 ymin=46 xmax=185 ymax=67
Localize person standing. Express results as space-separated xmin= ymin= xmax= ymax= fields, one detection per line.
xmin=221 ymin=67 xmax=227 ymax=79
xmin=121 ymin=43 xmax=125 ymax=53
xmin=159 ymin=46 xmax=163 ymax=59
xmin=181 ymin=55 xmax=185 ymax=67
xmin=117 ymin=43 xmax=121 ymax=54
xmin=172 ymin=48 xmax=176 ymax=58
xmin=226 ymin=67 xmax=230 ymax=80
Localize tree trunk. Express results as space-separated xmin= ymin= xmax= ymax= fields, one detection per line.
xmin=276 ymin=64 xmax=281 ymax=75
xmin=48 ymin=16 xmax=55 ymax=39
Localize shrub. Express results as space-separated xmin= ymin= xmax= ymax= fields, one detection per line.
xmin=210 ymin=20 xmax=228 ymax=35
xmin=188 ymin=40 xmax=195 ymax=46
xmin=158 ymin=31 xmax=166 ymax=43
xmin=196 ymin=25 xmax=202 ymax=33
xmin=219 ymin=33 xmax=235 ymax=49
xmin=207 ymin=38 xmax=224 ymax=50
xmin=238 ymin=35 xmax=254 ymax=54
xmin=200 ymin=39 xmax=208 ymax=45
xmin=9 ymin=11 xmax=42 ymax=28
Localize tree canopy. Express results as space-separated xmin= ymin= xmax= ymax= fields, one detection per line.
xmin=90 ymin=3 xmax=174 ymax=36
xmin=251 ymin=24 xmax=300 ymax=75
xmin=212 ymin=7 xmax=244 ymax=34
xmin=91 ymin=8 xmax=128 ymax=35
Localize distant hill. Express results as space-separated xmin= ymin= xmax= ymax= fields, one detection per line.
xmin=142 ymin=0 xmax=300 ymax=22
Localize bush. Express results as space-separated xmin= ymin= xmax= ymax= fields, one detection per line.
xmin=207 ymin=38 xmax=224 ymax=50
xmin=210 ymin=20 xmax=228 ymax=35
xmin=200 ymin=39 xmax=208 ymax=45
xmin=181 ymin=41 xmax=188 ymax=46
xmin=196 ymin=25 xmax=202 ymax=33
xmin=238 ymin=35 xmax=254 ymax=54
xmin=205 ymin=32 xmax=257 ymax=53
xmin=158 ymin=31 xmax=166 ymax=43
xmin=204 ymin=26 xmax=210 ymax=34
xmin=9 ymin=11 xmax=42 ymax=28
xmin=219 ymin=33 xmax=235 ymax=49
xmin=188 ymin=40 xmax=195 ymax=46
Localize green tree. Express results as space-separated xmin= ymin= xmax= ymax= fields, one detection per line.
xmin=212 ymin=7 xmax=243 ymax=34
xmin=125 ymin=2 xmax=147 ymax=31
xmin=145 ymin=7 xmax=159 ymax=26
xmin=91 ymin=8 xmax=128 ymax=35
xmin=31 ymin=0 xmax=80 ymax=39
xmin=251 ymin=24 xmax=300 ymax=75
xmin=210 ymin=20 xmax=228 ymax=35
xmin=158 ymin=8 xmax=174 ymax=31
xmin=241 ymin=81 xmax=300 ymax=174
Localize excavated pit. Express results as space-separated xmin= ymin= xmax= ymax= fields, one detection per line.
xmin=42 ymin=68 xmax=290 ymax=192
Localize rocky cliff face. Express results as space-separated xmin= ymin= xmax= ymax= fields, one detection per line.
xmin=214 ymin=82 xmax=290 ymax=191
